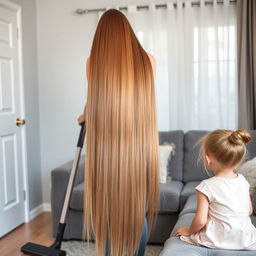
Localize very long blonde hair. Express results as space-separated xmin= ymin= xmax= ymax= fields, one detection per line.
xmin=83 ymin=9 xmax=159 ymax=256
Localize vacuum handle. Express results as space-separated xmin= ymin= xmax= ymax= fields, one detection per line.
xmin=77 ymin=122 xmax=86 ymax=148
xmin=50 ymin=122 xmax=86 ymax=250
xmin=59 ymin=122 xmax=86 ymax=225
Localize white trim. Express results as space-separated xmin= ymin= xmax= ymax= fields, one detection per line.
xmin=15 ymin=3 xmax=31 ymax=224
xmin=29 ymin=204 xmax=44 ymax=220
xmin=42 ymin=203 xmax=51 ymax=212
xmin=29 ymin=203 xmax=51 ymax=221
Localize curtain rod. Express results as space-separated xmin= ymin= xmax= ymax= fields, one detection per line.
xmin=75 ymin=0 xmax=236 ymax=14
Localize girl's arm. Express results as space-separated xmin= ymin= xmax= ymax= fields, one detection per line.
xmin=78 ymin=58 xmax=90 ymax=124
xmin=174 ymin=190 xmax=209 ymax=236
xmin=249 ymin=196 xmax=253 ymax=216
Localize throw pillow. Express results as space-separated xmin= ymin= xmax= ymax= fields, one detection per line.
xmin=236 ymin=157 xmax=256 ymax=213
xmin=159 ymin=143 xmax=176 ymax=183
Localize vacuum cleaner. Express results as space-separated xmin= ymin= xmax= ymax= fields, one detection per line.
xmin=21 ymin=122 xmax=86 ymax=256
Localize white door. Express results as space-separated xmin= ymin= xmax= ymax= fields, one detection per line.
xmin=0 ymin=1 xmax=27 ymax=237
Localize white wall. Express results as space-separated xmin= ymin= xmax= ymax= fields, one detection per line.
xmin=10 ymin=0 xmax=42 ymax=211
xmin=36 ymin=0 xmax=165 ymax=204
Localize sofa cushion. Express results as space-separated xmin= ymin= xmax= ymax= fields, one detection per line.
xmin=159 ymin=131 xmax=184 ymax=181
xmin=251 ymin=215 xmax=256 ymax=227
xmin=159 ymin=181 xmax=183 ymax=213
xmin=179 ymin=194 xmax=197 ymax=216
xmin=160 ymin=236 xmax=207 ymax=256
xmin=70 ymin=182 xmax=84 ymax=211
xmin=180 ymin=181 xmax=200 ymax=208
xmin=171 ymin=212 xmax=196 ymax=236
xmin=160 ymin=235 xmax=256 ymax=256
xmin=160 ymin=213 xmax=256 ymax=256
xmin=183 ymin=131 xmax=211 ymax=183
xmin=70 ymin=180 xmax=184 ymax=213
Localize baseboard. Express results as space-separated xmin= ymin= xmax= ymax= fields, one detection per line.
xmin=42 ymin=203 xmax=51 ymax=212
xmin=29 ymin=203 xmax=51 ymax=221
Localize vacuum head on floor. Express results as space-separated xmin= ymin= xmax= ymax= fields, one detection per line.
xmin=21 ymin=242 xmax=66 ymax=256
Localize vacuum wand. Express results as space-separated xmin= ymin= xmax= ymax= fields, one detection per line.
xmin=21 ymin=122 xmax=86 ymax=256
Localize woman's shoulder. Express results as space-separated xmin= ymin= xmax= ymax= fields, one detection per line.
xmin=146 ymin=52 xmax=156 ymax=79
xmin=86 ymin=57 xmax=90 ymax=66
xmin=86 ymin=57 xmax=91 ymax=79
xmin=147 ymin=52 xmax=155 ymax=64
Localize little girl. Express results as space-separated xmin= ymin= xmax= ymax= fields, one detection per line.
xmin=174 ymin=129 xmax=256 ymax=250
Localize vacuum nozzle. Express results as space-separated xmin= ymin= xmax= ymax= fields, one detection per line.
xmin=21 ymin=242 xmax=66 ymax=256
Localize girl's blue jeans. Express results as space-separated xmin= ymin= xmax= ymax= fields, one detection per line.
xmin=105 ymin=218 xmax=148 ymax=256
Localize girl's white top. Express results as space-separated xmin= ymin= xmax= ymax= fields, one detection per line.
xmin=180 ymin=174 xmax=256 ymax=250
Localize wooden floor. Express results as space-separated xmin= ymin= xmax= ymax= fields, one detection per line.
xmin=0 ymin=212 xmax=54 ymax=256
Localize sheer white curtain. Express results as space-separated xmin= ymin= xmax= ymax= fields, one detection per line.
xmin=122 ymin=0 xmax=237 ymax=131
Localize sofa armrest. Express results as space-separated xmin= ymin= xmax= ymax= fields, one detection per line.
xmin=51 ymin=154 xmax=85 ymax=237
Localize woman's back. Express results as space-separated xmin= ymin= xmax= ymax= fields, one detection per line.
xmin=83 ymin=9 xmax=159 ymax=256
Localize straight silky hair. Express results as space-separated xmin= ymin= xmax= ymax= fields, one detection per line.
xmin=83 ymin=9 xmax=159 ymax=256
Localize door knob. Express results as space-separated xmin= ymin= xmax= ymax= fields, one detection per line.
xmin=16 ymin=118 xmax=26 ymax=126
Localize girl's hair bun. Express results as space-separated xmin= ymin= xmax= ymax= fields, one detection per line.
xmin=228 ymin=129 xmax=252 ymax=145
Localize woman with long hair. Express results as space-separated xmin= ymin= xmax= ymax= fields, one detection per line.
xmin=78 ymin=9 xmax=159 ymax=256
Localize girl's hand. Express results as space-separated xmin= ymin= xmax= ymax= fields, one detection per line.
xmin=174 ymin=226 xmax=191 ymax=237
xmin=77 ymin=114 xmax=85 ymax=124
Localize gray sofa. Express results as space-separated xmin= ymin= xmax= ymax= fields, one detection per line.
xmin=51 ymin=130 xmax=256 ymax=255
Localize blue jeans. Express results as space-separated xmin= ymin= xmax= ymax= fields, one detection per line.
xmin=105 ymin=218 xmax=148 ymax=256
